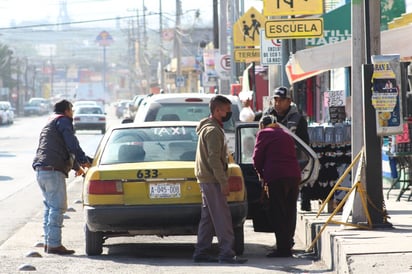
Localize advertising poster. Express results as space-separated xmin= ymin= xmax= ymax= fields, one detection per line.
xmin=202 ymin=49 xmax=218 ymax=87
xmin=371 ymin=54 xmax=403 ymax=136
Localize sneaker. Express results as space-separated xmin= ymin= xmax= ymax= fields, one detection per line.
xmin=193 ymin=255 xmax=219 ymax=263
xmin=46 ymin=245 xmax=75 ymax=255
xmin=219 ymin=256 xmax=248 ymax=264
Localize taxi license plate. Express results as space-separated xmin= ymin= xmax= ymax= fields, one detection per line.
xmin=149 ymin=183 xmax=181 ymax=198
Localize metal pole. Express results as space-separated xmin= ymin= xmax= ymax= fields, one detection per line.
xmin=103 ymin=45 xmax=106 ymax=98
xmin=219 ymin=0 xmax=230 ymax=94
xmin=230 ymin=0 xmax=239 ymax=84
xmin=159 ymin=0 xmax=165 ymax=91
xmin=350 ymin=0 xmax=366 ymax=224
xmin=213 ymin=0 xmax=219 ymax=49
xmin=175 ymin=0 xmax=182 ymax=93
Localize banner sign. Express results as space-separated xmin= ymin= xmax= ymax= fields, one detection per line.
xmin=371 ymin=54 xmax=403 ymax=136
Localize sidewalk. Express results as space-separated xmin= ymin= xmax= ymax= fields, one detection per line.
xmin=296 ymin=187 xmax=412 ymax=274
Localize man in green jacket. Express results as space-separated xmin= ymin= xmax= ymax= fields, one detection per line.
xmin=193 ymin=95 xmax=247 ymax=264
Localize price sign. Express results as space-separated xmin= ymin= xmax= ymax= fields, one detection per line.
xmin=327 ymin=90 xmax=345 ymax=107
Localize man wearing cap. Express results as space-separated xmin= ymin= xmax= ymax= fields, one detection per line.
xmin=264 ymin=86 xmax=312 ymax=211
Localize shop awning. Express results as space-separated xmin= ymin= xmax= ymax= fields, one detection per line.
xmin=288 ymin=23 xmax=412 ymax=81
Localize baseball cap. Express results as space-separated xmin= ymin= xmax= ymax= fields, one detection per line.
xmin=273 ymin=86 xmax=291 ymax=99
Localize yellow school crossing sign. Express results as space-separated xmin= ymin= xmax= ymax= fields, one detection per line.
xmin=233 ymin=7 xmax=266 ymax=47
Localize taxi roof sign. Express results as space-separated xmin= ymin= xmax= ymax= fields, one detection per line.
xmin=265 ymin=18 xmax=324 ymax=39
xmin=233 ymin=7 xmax=266 ymax=47
xmin=263 ymin=0 xmax=323 ymax=16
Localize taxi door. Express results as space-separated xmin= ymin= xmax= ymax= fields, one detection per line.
xmin=235 ymin=122 xmax=320 ymax=232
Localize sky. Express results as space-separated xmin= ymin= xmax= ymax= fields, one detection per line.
xmin=0 ymin=0 xmax=263 ymax=29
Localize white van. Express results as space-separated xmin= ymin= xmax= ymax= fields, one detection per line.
xmin=131 ymin=93 xmax=243 ymax=153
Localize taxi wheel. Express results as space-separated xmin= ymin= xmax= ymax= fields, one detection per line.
xmin=234 ymin=225 xmax=244 ymax=255
xmin=85 ymin=224 xmax=103 ymax=256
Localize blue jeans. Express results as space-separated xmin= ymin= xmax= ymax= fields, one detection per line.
xmin=36 ymin=170 xmax=67 ymax=248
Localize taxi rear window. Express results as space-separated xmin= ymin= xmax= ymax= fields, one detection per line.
xmin=100 ymin=126 xmax=198 ymax=164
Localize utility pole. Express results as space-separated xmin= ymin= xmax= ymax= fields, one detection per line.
xmin=219 ymin=0 xmax=230 ymax=94
xmin=159 ymin=0 xmax=165 ymax=91
xmin=174 ymin=0 xmax=182 ymax=93
xmin=352 ymin=0 xmax=389 ymax=227
xmin=213 ymin=0 xmax=219 ymax=50
xmin=230 ymin=0 xmax=239 ymax=85
xmin=142 ymin=0 xmax=149 ymax=93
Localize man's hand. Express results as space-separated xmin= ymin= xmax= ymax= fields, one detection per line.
xmin=221 ymin=184 xmax=230 ymax=196
xmin=75 ymin=167 xmax=85 ymax=177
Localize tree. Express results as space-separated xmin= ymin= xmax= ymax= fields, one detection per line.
xmin=0 ymin=43 xmax=16 ymax=89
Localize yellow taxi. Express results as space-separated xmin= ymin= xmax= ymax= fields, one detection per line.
xmin=83 ymin=121 xmax=247 ymax=256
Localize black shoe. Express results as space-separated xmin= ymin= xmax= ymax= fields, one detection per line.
xmin=219 ymin=256 xmax=248 ymax=264
xmin=193 ymin=255 xmax=219 ymax=263
xmin=266 ymin=250 xmax=292 ymax=258
xmin=46 ymin=245 xmax=75 ymax=255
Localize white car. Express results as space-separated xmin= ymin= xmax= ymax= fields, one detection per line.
xmin=0 ymin=101 xmax=14 ymax=124
xmin=73 ymin=105 xmax=106 ymax=134
xmin=130 ymin=93 xmax=243 ymax=153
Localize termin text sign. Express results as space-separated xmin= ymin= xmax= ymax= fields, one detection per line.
xmin=265 ymin=18 xmax=323 ymax=39
xmin=263 ymin=0 xmax=323 ymax=16
xmin=234 ymin=48 xmax=261 ymax=63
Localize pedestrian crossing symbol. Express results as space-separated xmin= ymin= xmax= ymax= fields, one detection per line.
xmin=233 ymin=7 xmax=266 ymax=47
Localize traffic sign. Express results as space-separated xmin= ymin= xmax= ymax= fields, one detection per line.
xmin=260 ymin=29 xmax=282 ymax=65
xmin=220 ymin=55 xmax=231 ymax=71
xmin=263 ymin=0 xmax=323 ymax=16
xmin=234 ymin=48 xmax=260 ymax=63
xmin=233 ymin=7 xmax=266 ymax=47
xmin=175 ymin=75 xmax=185 ymax=87
xmin=265 ymin=18 xmax=323 ymax=39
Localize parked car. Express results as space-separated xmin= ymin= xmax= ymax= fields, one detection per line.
xmin=73 ymin=105 xmax=106 ymax=134
xmin=23 ymin=98 xmax=49 ymax=116
xmin=82 ymin=121 xmax=248 ymax=256
xmin=127 ymin=93 xmax=242 ymax=153
xmin=115 ymin=99 xmax=132 ymax=119
xmin=126 ymin=95 xmax=146 ymax=119
xmin=234 ymin=122 xmax=320 ymax=232
xmin=0 ymin=101 xmax=14 ymax=124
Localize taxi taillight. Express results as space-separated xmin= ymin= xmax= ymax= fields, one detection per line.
xmin=228 ymin=176 xmax=243 ymax=192
xmin=88 ymin=180 xmax=123 ymax=194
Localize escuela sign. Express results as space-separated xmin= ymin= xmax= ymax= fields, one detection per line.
xmin=265 ymin=18 xmax=323 ymax=39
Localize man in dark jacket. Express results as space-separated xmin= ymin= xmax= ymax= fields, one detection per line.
xmin=264 ymin=86 xmax=312 ymax=211
xmin=33 ymin=99 xmax=91 ymax=255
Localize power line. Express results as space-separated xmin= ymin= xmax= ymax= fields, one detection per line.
xmin=0 ymin=15 xmax=137 ymax=30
